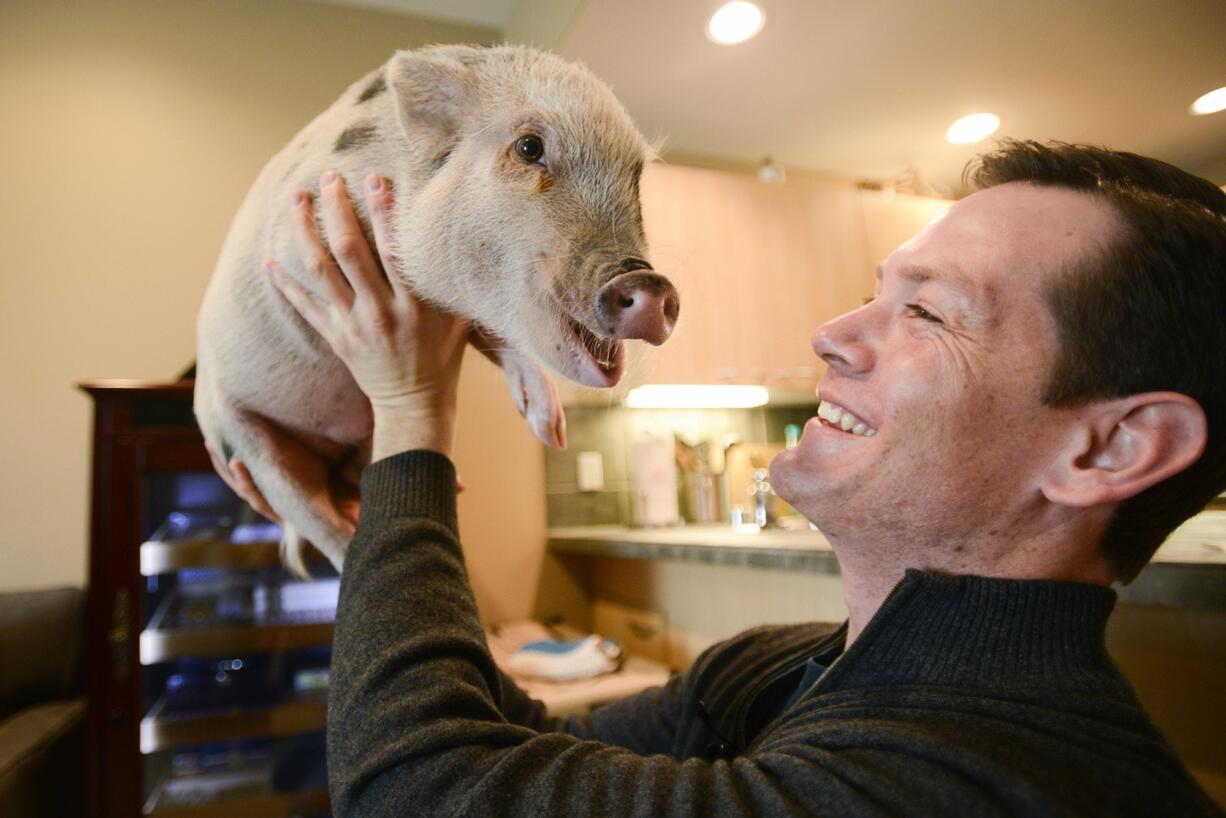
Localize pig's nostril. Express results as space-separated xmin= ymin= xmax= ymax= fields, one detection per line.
xmin=618 ymin=295 xmax=635 ymax=309
xmin=619 ymin=257 xmax=652 ymax=275
xmin=663 ymin=293 xmax=679 ymax=323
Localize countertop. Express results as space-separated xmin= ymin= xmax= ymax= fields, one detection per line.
xmin=547 ymin=509 xmax=1226 ymax=609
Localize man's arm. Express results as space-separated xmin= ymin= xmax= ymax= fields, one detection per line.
xmin=326 ymin=450 xmax=802 ymax=817
xmin=495 ymin=658 xmax=687 ymax=754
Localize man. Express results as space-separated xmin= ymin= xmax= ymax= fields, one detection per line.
xmin=223 ymin=141 xmax=1225 ymax=816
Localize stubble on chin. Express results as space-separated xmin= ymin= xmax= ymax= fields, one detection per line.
xmin=768 ymin=448 xmax=811 ymax=514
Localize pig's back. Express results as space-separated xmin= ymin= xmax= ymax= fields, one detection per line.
xmin=196 ymin=64 xmax=408 ymax=444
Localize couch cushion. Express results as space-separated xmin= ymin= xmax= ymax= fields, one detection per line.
xmin=0 ymin=699 xmax=85 ymax=818
xmin=0 ymin=588 xmax=85 ymax=720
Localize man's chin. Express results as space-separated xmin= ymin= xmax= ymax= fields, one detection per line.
xmin=768 ymin=448 xmax=809 ymax=514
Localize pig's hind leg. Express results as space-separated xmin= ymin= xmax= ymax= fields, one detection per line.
xmin=214 ymin=408 xmax=359 ymax=575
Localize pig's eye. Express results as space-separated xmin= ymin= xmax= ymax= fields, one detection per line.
xmin=514 ymin=135 xmax=546 ymax=165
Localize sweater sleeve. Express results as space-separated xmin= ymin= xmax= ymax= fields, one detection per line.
xmin=326 ymin=452 xmax=886 ymax=817
xmin=496 ymin=663 xmax=687 ymax=757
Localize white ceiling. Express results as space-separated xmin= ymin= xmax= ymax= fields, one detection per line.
xmin=321 ymin=0 xmax=517 ymax=28
xmin=329 ymin=0 xmax=1226 ymax=192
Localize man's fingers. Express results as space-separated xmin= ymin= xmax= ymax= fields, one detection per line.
xmin=290 ymin=188 xmax=355 ymax=310
xmin=205 ymin=439 xmax=243 ymax=495
xmin=363 ymin=175 xmax=406 ymax=296
xmin=205 ymin=441 xmax=283 ymax=523
xmin=229 ymin=458 xmax=283 ymax=524
xmin=265 ymin=259 xmax=332 ymax=339
xmin=319 ymin=172 xmax=393 ymax=304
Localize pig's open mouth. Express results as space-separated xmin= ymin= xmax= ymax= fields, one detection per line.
xmin=562 ymin=314 xmax=625 ymax=387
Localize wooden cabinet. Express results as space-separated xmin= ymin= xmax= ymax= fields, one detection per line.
xmin=559 ymin=163 xmax=950 ymax=404
xmin=80 ymin=381 xmax=332 ymax=818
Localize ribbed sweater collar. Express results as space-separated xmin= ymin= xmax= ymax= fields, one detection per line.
xmin=818 ymin=569 xmax=1122 ymax=694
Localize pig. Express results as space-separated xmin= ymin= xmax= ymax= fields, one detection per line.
xmin=195 ymin=44 xmax=679 ymax=575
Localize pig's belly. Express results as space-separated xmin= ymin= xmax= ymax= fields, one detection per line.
xmin=227 ymin=345 xmax=374 ymax=450
xmin=270 ymin=370 xmax=373 ymax=446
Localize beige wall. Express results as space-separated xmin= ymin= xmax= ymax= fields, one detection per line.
xmin=0 ymin=0 xmax=550 ymax=622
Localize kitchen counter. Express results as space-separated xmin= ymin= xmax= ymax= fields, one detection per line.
xmin=548 ymin=509 xmax=1226 ymax=610
xmin=549 ymin=523 xmax=841 ymax=574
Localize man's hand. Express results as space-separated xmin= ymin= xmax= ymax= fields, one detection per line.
xmin=266 ymin=171 xmax=470 ymax=462
xmin=204 ymin=438 xmax=284 ymax=523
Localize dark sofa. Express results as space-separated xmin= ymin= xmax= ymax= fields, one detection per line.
xmin=0 ymin=587 xmax=86 ymax=817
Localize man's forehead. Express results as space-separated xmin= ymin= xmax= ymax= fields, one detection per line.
xmin=943 ymin=183 xmax=1119 ymax=257
xmin=884 ymin=182 xmax=1119 ymax=301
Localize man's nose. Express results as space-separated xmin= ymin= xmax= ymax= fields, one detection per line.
xmin=812 ymin=308 xmax=876 ymax=375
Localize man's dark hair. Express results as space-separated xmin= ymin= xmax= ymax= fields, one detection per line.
xmin=967 ymin=140 xmax=1226 ymax=583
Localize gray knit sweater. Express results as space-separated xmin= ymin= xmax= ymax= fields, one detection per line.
xmin=327 ymin=451 xmax=1222 ymax=817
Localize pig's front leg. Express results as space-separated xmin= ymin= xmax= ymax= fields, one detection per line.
xmin=469 ymin=325 xmax=567 ymax=450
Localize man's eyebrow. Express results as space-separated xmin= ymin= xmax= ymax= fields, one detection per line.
xmin=874 ymin=263 xmax=959 ymax=287
xmin=878 ymin=263 xmax=1001 ymax=324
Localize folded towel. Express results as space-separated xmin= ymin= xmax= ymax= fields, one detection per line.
xmin=506 ymin=635 xmax=622 ymax=681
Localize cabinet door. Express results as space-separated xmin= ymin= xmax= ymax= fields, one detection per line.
xmin=557 ymin=164 xmax=951 ymax=403
xmin=633 ymin=163 xmax=768 ymax=387
xmin=633 ymin=165 xmax=902 ymax=392
xmin=751 ymin=180 xmax=875 ymax=391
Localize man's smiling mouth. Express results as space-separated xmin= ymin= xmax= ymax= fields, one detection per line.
xmin=817 ymin=400 xmax=877 ymax=437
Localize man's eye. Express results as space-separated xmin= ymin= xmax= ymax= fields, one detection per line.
xmin=905 ymin=303 xmax=942 ymax=323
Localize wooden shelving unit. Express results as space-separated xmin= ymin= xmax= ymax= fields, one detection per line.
xmin=139 ymin=585 xmax=335 ymax=664
xmin=144 ymin=786 xmax=330 ymax=818
xmin=141 ymin=693 xmax=328 ymax=753
xmin=81 ymin=380 xmax=333 ymax=818
xmin=140 ymin=523 xmax=327 ymax=575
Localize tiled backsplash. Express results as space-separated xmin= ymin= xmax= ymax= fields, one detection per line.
xmin=545 ymin=404 xmax=818 ymax=527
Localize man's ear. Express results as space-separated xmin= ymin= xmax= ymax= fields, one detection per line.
xmin=386 ymin=47 xmax=485 ymax=162
xmin=1042 ymin=392 xmax=1207 ymax=508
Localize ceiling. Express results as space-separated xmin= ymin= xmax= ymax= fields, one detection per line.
xmin=326 ymin=0 xmax=1226 ymax=194
xmin=320 ymin=0 xmax=516 ymax=28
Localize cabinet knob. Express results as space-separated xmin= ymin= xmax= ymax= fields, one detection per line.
xmin=109 ymin=588 xmax=132 ymax=683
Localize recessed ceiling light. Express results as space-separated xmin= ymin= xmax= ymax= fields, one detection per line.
xmin=946 ymin=112 xmax=1001 ymax=145
xmin=1189 ymin=86 xmax=1226 ymax=116
xmin=707 ymin=2 xmax=765 ymax=45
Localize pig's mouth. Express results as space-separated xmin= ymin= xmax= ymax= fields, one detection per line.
xmin=561 ymin=314 xmax=625 ymax=387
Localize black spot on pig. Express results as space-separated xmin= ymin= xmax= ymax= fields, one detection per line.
xmin=334 ymin=124 xmax=377 ymax=153
xmin=430 ymin=148 xmax=453 ymax=174
xmin=454 ymin=51 xmax=486 ymax=68
xmin=357 ymin=75 xmax=386 ymax=103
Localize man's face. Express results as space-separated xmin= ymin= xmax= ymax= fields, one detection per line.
xmin=770 ymin=182 xmax=1119 ymax=555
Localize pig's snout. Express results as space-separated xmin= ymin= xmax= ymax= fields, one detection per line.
xmin=595 ymin=269 xmax=680 ymax=346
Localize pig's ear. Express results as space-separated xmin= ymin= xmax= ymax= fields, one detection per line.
xmin=387 ymin=48 xmax=483 ymax=156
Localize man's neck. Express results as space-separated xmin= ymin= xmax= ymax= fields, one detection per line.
xmin=834 ymin=529 xmax=1115 ymax=649
xmin=837 ymin=553 xmax=906 ymax=648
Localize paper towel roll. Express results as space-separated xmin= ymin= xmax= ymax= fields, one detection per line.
xmin=631 ymin=437 xmax=679 ymax=527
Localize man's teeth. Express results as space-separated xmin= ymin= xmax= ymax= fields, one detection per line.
xmin=817 ymin=401 xmax=877 ymax=437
